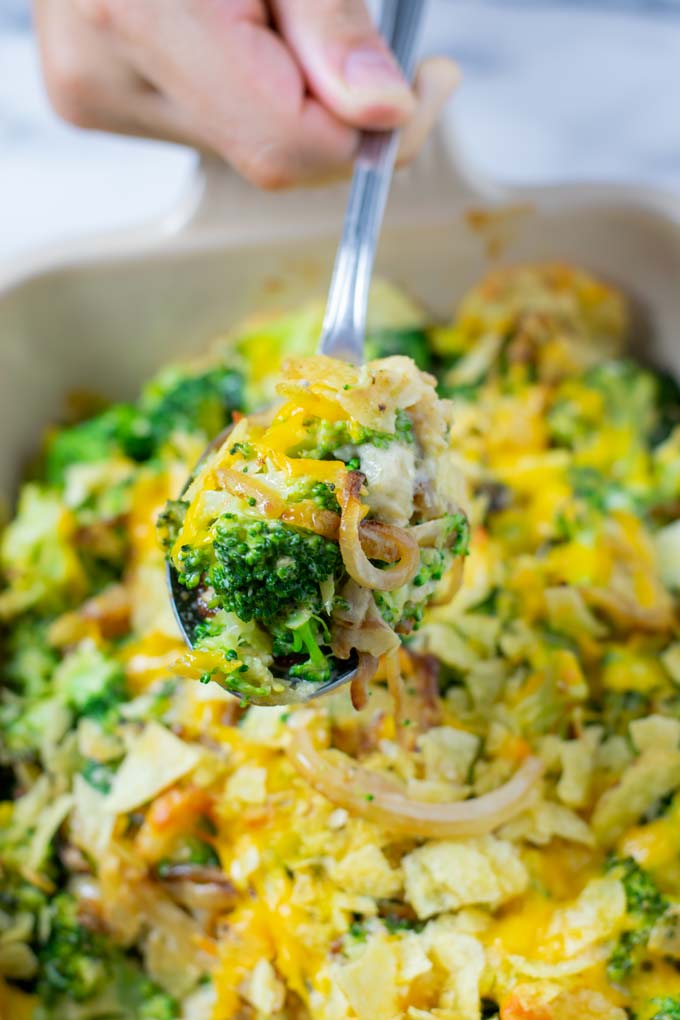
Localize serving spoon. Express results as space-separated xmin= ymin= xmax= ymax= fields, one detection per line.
xmin=169 ymin=0 xmax=428 ymax=705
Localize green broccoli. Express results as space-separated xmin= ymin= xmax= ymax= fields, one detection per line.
xmin=45 ymin=403 xmax=149 ymax=485
xmin=651 ymin=998 xmax=680 ymax=1020
xmin=0 ymin=695 xmax=65 ymax=759
xmin=364 ymin=327 xmax=433 ymax=372
xmin=171 ymin=512 xmax=343 ymax=691
xmin=109 ymin=960 xmax=179 ymax=1020
xmin=291 ymin=409 xmax=414 ymax=459
xmin=271 ymin=615 xmax=335 ymax=684
xmin=606 ymin=856 xmax=669 ymax=984
xmin=156 ymin=499 xmax=190 ymax=553
xmin=1 ymin=638 xmax=126 ymax=763
xmin=4 ymin=618 xmax=58 ymax=700
xmin=179 ymin=515 xmax=342 ymax=624
xmin=138 ymin=364 xmax=243 ymax=449
xmin=568 ymin=465 xmax=645 ymax=516
xmin=548 ymin=359 xmax=663 ymax=451
xmin=34 ymin=894 xmax=179 ymax=1020
xmin=53 ymin=642 xmax=126 ymax=720
xmin=38 ymin=893 xmax=112 ymax=1004
xmin=585 ymin=359 xmax=660 ymax=437
xmin=288 ymin=480 xmax=340 ymax=513
xmin=46 ymin=365 xmax=243 ymax=484
xmin=375 ymin=513 xmax=469 ymax=633
xmin=0 ymin=484 xmax=88 ymax=617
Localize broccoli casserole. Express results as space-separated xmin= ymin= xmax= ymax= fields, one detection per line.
xmin=166 ymin=353 xmax=468 ymax=704
xmin=1 ymin=265 xmax=680 ymax=1020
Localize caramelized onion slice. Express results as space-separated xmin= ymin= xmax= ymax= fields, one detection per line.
xmin=216 ymin=468 xmax=287 ymax=518
xmin=216 ymin=469 xmax=341 ymax=539
xmin=339 ymin=472 xmax=420 ymax=592
xmin=350 ymin=653 xmax=378 ymax=710
xmin=288 ymin=728 xmax=543 ymax=839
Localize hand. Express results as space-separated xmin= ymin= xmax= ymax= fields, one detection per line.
xmin=34 ymin=0 xmax=459 ymax=189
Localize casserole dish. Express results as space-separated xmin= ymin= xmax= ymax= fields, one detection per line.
xmin=1 ymin=121 xmax=680 ymax=1020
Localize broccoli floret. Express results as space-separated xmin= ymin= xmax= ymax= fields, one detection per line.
xmin=4 ymin=618 xmax=58 ymax=699
xmin=271 ymin=616 xmax=335 ymax=684
xmin=45 ymin=404 xmax=151 ymax=485
xmin=1 ymin=633 xmax=125 ymax=763
xmin=549 ymin=359 xmax=662 ymax=452
xmin=54 ymin=641 xmax=126 ymax=720
xmin=46 ymin=366 xmax=243 ymax=485
xmin=38 ymin=893 xmax=112 ymax=1003
xmin=0 ymin=484 xmax=88 ymax=617
xmin=365 ymin=327 xmax=432 ymax=371
xmin=585 ymin=359 xmax=659 ymax=437
xmin=651 ymin=998 xmax=680 ymax=1020
xmin=197 ymin=515 xmax=341 ymax=623
xmin=287 ymin=479 xmax=341 ymax=513
xmin=606 ymin=856 xmax=669 ymax=984
xmin=139 ymin=365 xmax=243 ymax=449
xmin=156 ymin=499 xmax=189 ymax=553
xmin=174 ymin=544 xmax=210 ymax=591
xmin=293 ymin=410 xmax=414 ymax=459
xmin=110 ymin=961 xmax=178 ymax=1020
xmin=35 ymin=896 xmax=179 ymax=1019
xmin=0 ymin=695 xmax=64 ymax=759
xmin=568 ymin=465 xmax=643 ymax=516
xmin=375 ymin=513 xmax=469 ymax=632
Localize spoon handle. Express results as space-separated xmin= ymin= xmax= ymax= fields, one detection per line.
xmin=318 ymin=0 xmax=428 ymax=364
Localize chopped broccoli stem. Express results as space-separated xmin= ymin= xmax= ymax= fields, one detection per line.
xmin=287 ymin=618 xmax=334 ymax=684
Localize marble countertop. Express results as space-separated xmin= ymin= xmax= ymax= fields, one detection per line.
xmin=1 ymin=0 xmax=680 ymax=264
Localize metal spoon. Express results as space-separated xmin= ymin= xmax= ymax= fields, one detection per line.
xmin=169 ymin=0 xmax=428 ymax=705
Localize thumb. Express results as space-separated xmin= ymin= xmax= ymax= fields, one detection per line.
xmin=272 ymin=0 xmax=416 ymax=129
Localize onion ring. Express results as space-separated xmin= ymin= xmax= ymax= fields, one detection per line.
xmin=288 ymin=727 xmax=543 ymax=839
xmin=428 ymin=556 xmax=465 ymax=607
xmin=385 ymin=648 xmax=409 ymax=746
xmin=215 ymin=469 xmax=286 ymax=519
xmin=339 ymin=472 xmax=420 ymax=592
xmin=350 ymin=653 xmax=378 ymax=710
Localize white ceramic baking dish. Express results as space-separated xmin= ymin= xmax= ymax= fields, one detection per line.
xmin=1 ymin=117 xmax=680 ymax=501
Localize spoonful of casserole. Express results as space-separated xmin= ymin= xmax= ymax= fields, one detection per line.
xmin=162 ymin=353 xmax=469 ymax=704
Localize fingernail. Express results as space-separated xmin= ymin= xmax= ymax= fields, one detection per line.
xmin=344 ymin=47 xmax=410 ymax=94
